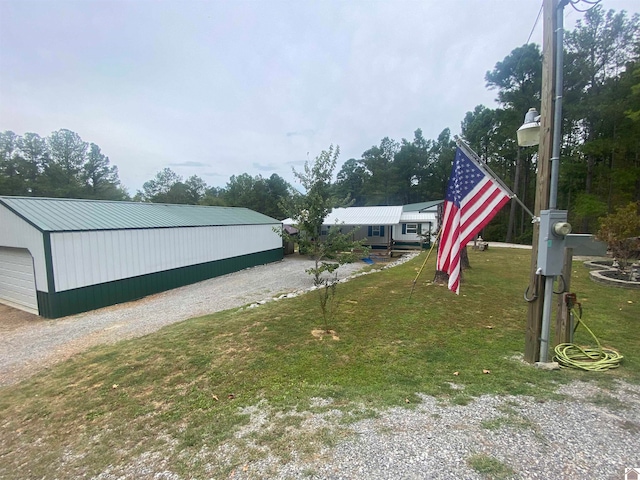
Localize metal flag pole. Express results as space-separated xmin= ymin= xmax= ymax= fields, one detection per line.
xmin=455 ymin=137 xmax=537 ymax=221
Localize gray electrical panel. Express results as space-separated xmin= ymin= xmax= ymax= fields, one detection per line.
xmin=537 ymin=210 xmax=570 ymax=276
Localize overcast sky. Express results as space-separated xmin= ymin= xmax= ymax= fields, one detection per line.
xmin=2 ymin=0 xmax=639 ymax=194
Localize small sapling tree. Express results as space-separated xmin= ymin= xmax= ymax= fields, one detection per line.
xmin=279 ymin=145 xmax=369 ymax=331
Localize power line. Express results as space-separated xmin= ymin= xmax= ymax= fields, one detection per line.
xmin=569 ymin=0 xmax=602 ymax=13
xmin=525 ymin=2 xmax=544 ymax=46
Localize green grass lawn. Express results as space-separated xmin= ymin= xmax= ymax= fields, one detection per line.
xmin=0 ymin=248 xmax=638 ymax=478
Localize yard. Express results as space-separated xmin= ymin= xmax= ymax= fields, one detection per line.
xmin=0 ymin=248 xmax=638 ymax=479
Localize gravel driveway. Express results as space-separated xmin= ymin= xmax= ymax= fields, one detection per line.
xmin=0 ymin=255 xmax=369 ymax=387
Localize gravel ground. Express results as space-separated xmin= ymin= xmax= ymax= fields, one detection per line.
xmin=286 ymin=381 xmax=640 ymax=479
xmin=222 ymin=381 xmax=640 ymax=480
xmin=0 ymin=255 xmax=374 ymax=387
xmin=93 ymin=379 xmax=640 ymax=480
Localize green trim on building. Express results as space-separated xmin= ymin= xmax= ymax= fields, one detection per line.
xmin=36 ymin=248 xmax=283 ymax=318
xmin=402 ymin=200 xmax=443 ymax=212
xmin=42 ymin=232 xmax=56 ymax=293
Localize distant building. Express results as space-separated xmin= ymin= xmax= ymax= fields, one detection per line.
xmin=0 ymin=196 xmax=282 ymax=318
xmin=283 ymin=201 xmax=443 ymax=250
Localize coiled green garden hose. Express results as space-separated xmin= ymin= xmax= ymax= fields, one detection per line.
xmin=553 ymin=307 xmax=624 ymax=371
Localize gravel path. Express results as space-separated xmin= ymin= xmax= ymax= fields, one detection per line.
xmin=234 ymin=381 xmax=640 ymax=480
xmin=93 ymin=379 xmax=640 ymax=480
xmin=0 ymin=255 xmax=371 ymax=387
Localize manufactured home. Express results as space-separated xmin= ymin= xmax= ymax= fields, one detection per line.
xmin=0 ymin=196 xmax=283 ymax=318
xmin=283 ymin=201 xmax=442 ymax=250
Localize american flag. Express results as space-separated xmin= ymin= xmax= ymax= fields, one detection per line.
xmin=437 ymin=147 xmax=511 ymax=294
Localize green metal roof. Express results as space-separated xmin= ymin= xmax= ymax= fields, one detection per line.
xmin=0 ymin=196 xmax=280 ymax=232
xmin=402 ymin=200 xmax=443 ymax=212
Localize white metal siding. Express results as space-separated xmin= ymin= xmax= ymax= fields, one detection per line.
xmin=0 ymin=205 xmax=47 ymax=293
xmin=50 ymin=224 xmax=281 ymax=292
xmin=395 ymin=212 xmax=438 ymax=243
xmin=0 ymin=247 xmax=38 ymax=313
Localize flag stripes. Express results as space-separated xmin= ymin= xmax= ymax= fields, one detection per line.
xmin=436 ymin=147 xmax=511 ymax=294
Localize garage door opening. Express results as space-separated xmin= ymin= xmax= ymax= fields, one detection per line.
xmin=0 ymin=247 xmax=38 ymax=315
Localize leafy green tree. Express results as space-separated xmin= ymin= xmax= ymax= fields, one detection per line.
xmin=564 ymin=6 xmax=640 ymax=230
xmin=596 ymin=202 xmax=640 ymax=271
xmin=419 ymin=128 xmax=456 ymax=201
xmin=394 ymin=129 xmax=430 ymax=204
xmin=483 ymin=43 xmax=543 ymax=242
xmin=0 ymin=131 xmax=23 ymax=195
xmin=183 ymin=175 xmax=207 ymax=204
xmin=223 ymin=173 xmax=292 ymax=219
xmin=200 ymin=186 xmax=227 ymax=206
xmin=138 ymin=168 xmax=183 ymax=203
xmin=1 ymin=129 xmax=126 ymax=199
xmin=283 ymin=145 xmax=367 ymax=287
xmin=17 ymin=132 xmax=49 ymax=195
xmin=45 ymin=129 xmax=87 ymax=197
xmin=82 ymin=143 xmax=127 ymax=200
xmin=360 ymin=137 xmax=399 ymax=205
xmin=333 ymin=158 xmax=368 ymax=206
xmin=264 ymin=173 xmax=293 ymax=219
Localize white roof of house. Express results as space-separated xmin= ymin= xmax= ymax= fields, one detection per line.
xmin=324 ymin=206 xmax=403 ymax=225
xmin=399 ymin=211 xmax=437 ymax=222
xmin=282 ymin=204 xmax=440 ymax=226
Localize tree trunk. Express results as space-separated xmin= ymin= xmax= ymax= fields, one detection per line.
xmin=461 ymin=245 xmax=471 ymax=270
xmin=433 ymin=270 xmax=449 ymax=284
xmin=434 ymin=246 xmax=470 ymax=284
xmin=581 ymin=156 xmax=595 ymax=231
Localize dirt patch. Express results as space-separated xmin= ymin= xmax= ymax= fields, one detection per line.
xmin=311 ymin=329 xmax=340 ymax=341
xmin=0 ymin=304 xmax=45 ymax=334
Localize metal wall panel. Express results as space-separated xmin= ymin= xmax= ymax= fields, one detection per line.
xmin=51 ymin=224 xmax=281 ymax=292
xmin=396 ymin=212 xmax=438 ymax=244
xmin=0 ymin=205 xmax=48 ymax=292
xmin=37 ymin=248 xmax=283 ymax=318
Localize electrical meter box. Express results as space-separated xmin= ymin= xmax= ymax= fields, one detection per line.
xmin=537 ymin=209 xmax=570 ymax=276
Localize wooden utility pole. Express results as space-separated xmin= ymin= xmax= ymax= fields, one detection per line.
xmin=524 ymin=0 xmax=557 ymax=363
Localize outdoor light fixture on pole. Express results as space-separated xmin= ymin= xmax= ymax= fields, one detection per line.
xmin=519 ymin=0 xmax=572 ymax=364
xmin=516 ymin=108 xmax=541 ymax=148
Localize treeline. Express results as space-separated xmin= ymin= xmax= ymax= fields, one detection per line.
xmin=133 ymin=169 xmax=294 ymax=221
xmin=1 ymin=6 xmax=638 ymax=240
xmin=463 ymin=7 xmax=640 ymax=240
xmin=0 ymin=129 xmax=127 ymax=200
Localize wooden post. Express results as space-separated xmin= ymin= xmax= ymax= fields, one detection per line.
xmin=554 ymin=247 xmax=574 ymax=346
xmin=524 ymin=0 xmax=557 ymax=363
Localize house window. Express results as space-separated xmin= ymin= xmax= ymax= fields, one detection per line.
xmin=402 ymin=223 xmax=421 ymax=235
xmin=321 ymin=226 xmax=328 ymax=236
xmin=367 ymin=225 xmax=385 ymax=237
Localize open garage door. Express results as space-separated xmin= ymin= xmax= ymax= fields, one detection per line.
xmin=0 ymin=247 xmax=38 ymax=314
